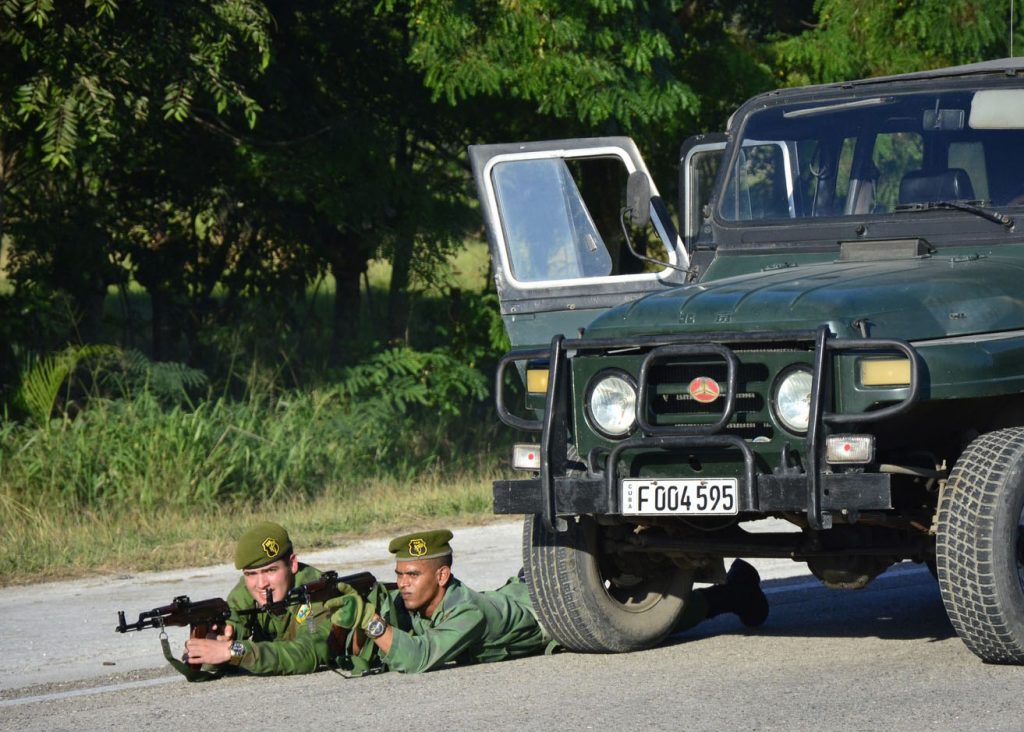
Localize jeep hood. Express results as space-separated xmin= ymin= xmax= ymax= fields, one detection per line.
xmin=585 ymin=255 xmax=1024 ymax=342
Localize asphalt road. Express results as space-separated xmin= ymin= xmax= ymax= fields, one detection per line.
xmin=4 ymin=519 xmax=1022 ymax=731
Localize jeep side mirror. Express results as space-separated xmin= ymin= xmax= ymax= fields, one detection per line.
xmin=626 ymin=170 xmax=651 ymax=228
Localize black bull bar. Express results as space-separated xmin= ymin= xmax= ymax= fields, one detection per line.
xmin=493 ymin=326 xmax=921 ymax=532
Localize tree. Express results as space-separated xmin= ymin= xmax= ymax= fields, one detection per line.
xmin=774 ymin=0 xmax=1010 ymax=86
xmin=0 ymin=0 xmax=271 ymax=341
xmin=387 ymin=0 xmax=781 ymax=201
xmin=231 ymin=1 xmax=481 ymax=350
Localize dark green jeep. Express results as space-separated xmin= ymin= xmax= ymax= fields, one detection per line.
xmin=470 ymin=58 xmax=1024 ymax=664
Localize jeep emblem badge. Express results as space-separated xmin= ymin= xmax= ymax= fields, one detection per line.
xmin=688 ymin=377 xmax=721 ymax=404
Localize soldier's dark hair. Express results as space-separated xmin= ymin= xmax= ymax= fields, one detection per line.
xmin=428 ymin=555 xmax=453 ymax=571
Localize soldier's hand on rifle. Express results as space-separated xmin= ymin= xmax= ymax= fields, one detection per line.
xmin=183 ymin=636 xmax=232 ymax=665
xmin=325 ymin=593 xmax=376 ymax=630
xmin=215 ymin=623 xmax=234 ymax=642
xmin=335 ymin=581 xmax=360 ymax=598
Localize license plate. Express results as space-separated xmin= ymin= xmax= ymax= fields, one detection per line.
xmin=620 ymin=478 xmax=739 ymax=516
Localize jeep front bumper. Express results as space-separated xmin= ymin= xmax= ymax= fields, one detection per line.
xmin=494 ymin=325 xmax=921 ymax=531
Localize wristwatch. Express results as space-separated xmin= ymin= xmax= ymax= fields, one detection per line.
xmin=365 ymin=616 xmax=388 ymax=639
xmin=229 ymin=641 xmax=246 ymax=659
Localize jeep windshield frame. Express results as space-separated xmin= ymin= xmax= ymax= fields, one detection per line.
xmin=710 ymin=72 xmax=1024 ymax=251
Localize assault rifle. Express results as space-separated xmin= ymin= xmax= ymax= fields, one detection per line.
xmin=115 ymin=595 xmax=232 ymax=637
xmin=258 ymin=570 xmax=377 ymax=617
xmin=114 ymin=570 xmax=378 ymax=636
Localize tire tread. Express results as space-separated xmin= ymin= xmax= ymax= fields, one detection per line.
xmin=937 ymin=427 xmax=1024 ymax=664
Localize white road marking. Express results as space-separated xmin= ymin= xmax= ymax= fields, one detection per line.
xmin=0 ymin=676 xmax=180 ymax=708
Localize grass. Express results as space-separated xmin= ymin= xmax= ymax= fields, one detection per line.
xmin=0 ymin=237 xmax=512 ymax=586
xmin=0 ymin=340 xmax=512 ymax=586
xmin=367 ymin=239 xmax=491 ymax=293
xmin=0 ymin=471 xmax=507 ymax=586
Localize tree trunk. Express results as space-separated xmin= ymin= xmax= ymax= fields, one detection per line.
xmin=324 ymin=227 xmax=370 ymax=364
xmin=386 ymin=131 xmax=416 ymax=342
xmin=386 ymin=227 xmax=414 ymax=343
xmin=147 ymin=287 xmax=178 ymax=361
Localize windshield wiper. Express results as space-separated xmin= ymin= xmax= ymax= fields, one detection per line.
xmin=893 ymin=200 xmax=1014 ymax=228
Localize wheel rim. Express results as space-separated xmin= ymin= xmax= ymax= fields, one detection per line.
xmin=600 ymin=569 xmax=677 ymax=613
xmin=594 ymin=531 xmax=692 ymax=614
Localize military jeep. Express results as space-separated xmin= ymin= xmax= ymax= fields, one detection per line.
xmin=470 ymin=58 xmax=1024 ymax=664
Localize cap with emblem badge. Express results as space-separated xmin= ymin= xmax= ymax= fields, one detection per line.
xmin=388 ymin=529 xmax=454 ymax=561
xmin=234 ymin=521 xmax=293 ymax=570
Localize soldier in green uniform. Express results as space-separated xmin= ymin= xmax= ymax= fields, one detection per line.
xmin=329 ymin=529 xmax=549 ymax=674
xmin=328 ymin=528 xmax=769 ymax=674
xmin=182 ymin=521 xmax=334 ymax=676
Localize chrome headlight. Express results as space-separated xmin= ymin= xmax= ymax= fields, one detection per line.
xmin=586 ymin=371 xmax=637 ymax=438
xmin=772 ymin=366 xmax=813 ymax=434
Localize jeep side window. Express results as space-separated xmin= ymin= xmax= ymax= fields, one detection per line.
xmin=491 ymin=158 xmax=612 ymax=282
xmin=685 ymin=147 xmax=723 ymax=246
xmin=492 ymin=158 xmax=610 ymax=282
xmin=490 ymin=154 xmax=673 ymax=285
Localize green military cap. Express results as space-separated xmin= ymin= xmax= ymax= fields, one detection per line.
xmin=388 ymin=529 xmax=454 ymax=561
xmin=234 ymin=521 xmax=293 ymax=569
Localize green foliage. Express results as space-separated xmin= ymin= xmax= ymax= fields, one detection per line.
xmin=431 ymin=289 xmax=510 ymax=367
xmin=110 ymin=349 xmax=210 ymax=404
xmin=338 ymin=345 xmax=488 ymax=415
xmin=11 ymin=343 xmax=209 ymax=424
xmin=0 ymin=344 xmax=497 ymax=510
xmin=6 ymin=0 xmax=1009 ymax=549
xmin=394 ymin=0 xmax=702 ymax=130
xmin=15 ymin=343 xmax=117 ymax=424
xmin=1 ymin=0 xmax=271 ymax=168
xmin=0 ymin=476 xmax=498 ymax=582
xmin=774 ymin=0 xmax=1008 ymax=85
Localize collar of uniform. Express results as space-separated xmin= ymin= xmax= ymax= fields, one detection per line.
xmin=429 ymin=577 xmax=465 ymax=622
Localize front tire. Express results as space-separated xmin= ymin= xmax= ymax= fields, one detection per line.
xmin=523 ymin=514 xmax=694 ymax=652
xmin=937 ymin=428 xmax=1024 ymax=664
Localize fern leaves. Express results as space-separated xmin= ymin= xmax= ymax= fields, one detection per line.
xmin=13 ymin=345 xmax=208 ymax=425
xmin=16 ymin=344 xmax=117 ymax=425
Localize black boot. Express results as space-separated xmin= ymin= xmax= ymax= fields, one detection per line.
xmin=701 ymin=559 xmax=769 ymax=628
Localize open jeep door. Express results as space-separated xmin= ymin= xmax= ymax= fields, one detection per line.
xmin=469 ymin=137 xmax=689 ymax=349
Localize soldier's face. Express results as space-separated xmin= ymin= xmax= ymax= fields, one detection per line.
xmin=395 ymin=558 xmax=449 ymax=614
xmin=243 ymin=554 xmax=299 ymax=606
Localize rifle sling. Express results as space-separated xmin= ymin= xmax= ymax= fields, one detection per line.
xmin=160 ymin=635 xmax=224 ymax=682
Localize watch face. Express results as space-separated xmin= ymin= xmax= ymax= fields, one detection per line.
xmin=230 ymin=641 xmax=245 ymax=658
xmin=367 ymin=618 xmax=386 ymax=638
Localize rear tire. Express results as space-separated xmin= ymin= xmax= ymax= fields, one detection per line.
xmin=936 ymin=428 xmax=1024 ymax=664
xmin=523 ymin=514 xmax=694 ymax=652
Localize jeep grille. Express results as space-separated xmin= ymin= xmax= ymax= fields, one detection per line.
xmin=646 ymin=360 xmax=773 ymax=440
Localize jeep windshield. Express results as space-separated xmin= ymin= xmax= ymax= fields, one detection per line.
xmin=718 ymin=84 xmax=1024 ymax=234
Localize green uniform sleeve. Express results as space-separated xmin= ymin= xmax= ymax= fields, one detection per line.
xmin=382 ymin=602 xmax=488 ymax=674
xmin=230 ymin=605 xmax=333 ymax=675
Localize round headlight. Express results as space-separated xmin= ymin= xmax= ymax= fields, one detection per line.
xmin=772 ymin=367 xmax=813 ymax=434
xmin=587 ymin=372 xmax=637 ymax=438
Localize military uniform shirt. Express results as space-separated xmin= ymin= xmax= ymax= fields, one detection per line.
xmin=224 ymin=563 xmax=333 ymax=675
xmin=381 ymin=577 xmax=548 ymax=674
